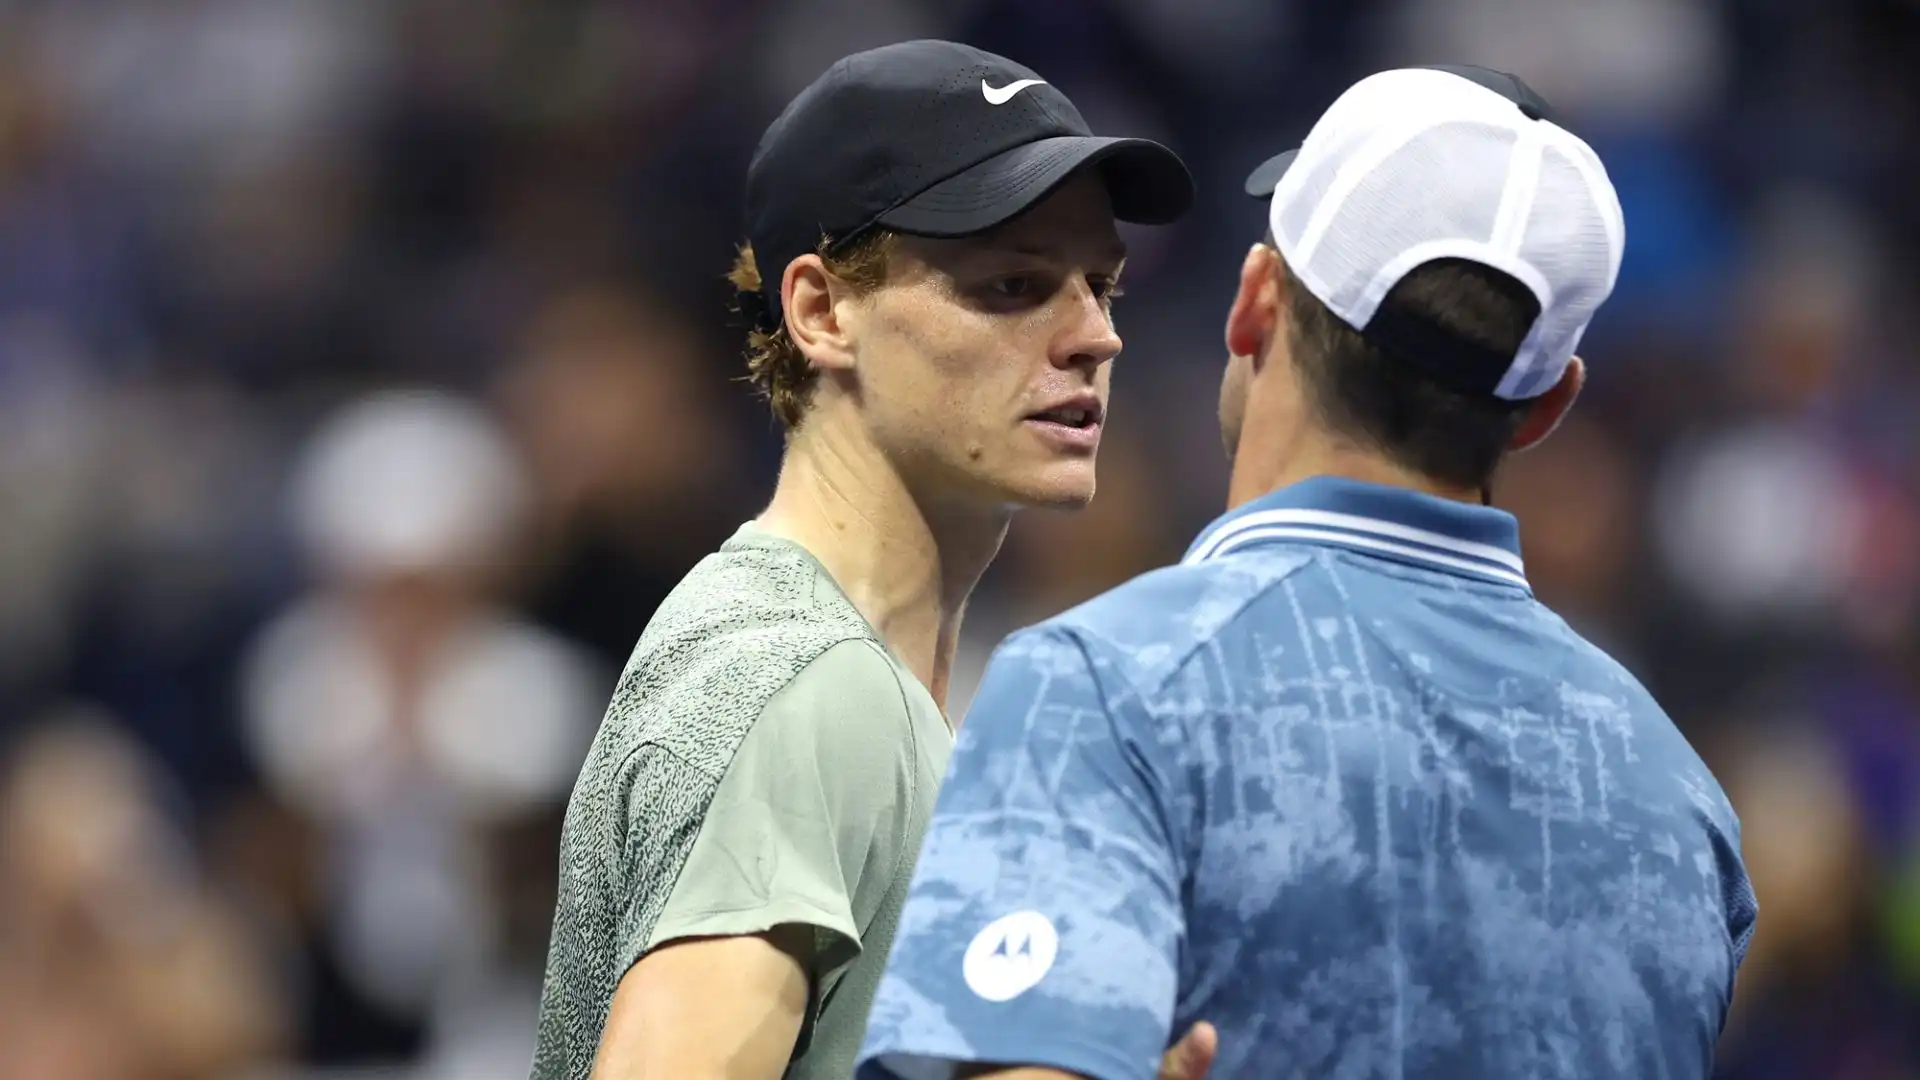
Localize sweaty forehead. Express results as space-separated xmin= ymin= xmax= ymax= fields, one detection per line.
xmin=891 ymin=175 xmax=1128 ymax=276
xmin=986 ymin=173 xmax=1124 ymax=256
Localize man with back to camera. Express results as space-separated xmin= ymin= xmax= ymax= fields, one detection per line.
xmin=856 ymin=65 xmax=1758 ymax=1080
xmin=528 ymin=39 xmax=1223 ymax=1080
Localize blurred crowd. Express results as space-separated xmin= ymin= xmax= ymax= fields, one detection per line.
xmin=0 ymin=1 xmax=1916 ymax=1078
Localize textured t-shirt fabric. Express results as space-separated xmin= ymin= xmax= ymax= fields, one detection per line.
xmin=532 ymin=523 xmax=951 ymax=1080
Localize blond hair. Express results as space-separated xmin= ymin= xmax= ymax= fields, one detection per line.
xmin=727 ymin=232 xmax=896 ymax=430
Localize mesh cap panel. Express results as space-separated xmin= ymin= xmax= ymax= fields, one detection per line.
xmin=1267 ymin=68 xmax=1625 ymax=400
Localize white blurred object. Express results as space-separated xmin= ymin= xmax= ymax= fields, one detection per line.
xmin=290 ymin=390 xmax=530 ymax=583
xmin=1386 ymin=0 xmax=1727 ymax=130
xmin=1651 ymin=423 xmax=1862 ymax=623
xmin=328 ymin=807 xmax=478 ymax=1018
xmin=240 ymin=598 xmax=600 ymax=825
xmin=240 ymin=594 xmax=600 ymax=1016
xmin=257 ymin=388 xmax=592 ymax=1019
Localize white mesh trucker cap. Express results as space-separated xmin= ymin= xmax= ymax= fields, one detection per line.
xmin=1243 ymin=65 xmax=1626 ymax=401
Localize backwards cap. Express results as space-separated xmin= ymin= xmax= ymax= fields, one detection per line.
xmin=1245 ymin=65 xmax=1625 ymax=400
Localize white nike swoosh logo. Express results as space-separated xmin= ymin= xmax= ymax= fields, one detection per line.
xmin=982 ymin=78 xmax=1046 ymax=105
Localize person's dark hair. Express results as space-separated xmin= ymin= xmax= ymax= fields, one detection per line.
xmin=1280 ymin=255 xmax=1540 ymax=491
xmin=727 ymin=230 xmax=896 ymax=430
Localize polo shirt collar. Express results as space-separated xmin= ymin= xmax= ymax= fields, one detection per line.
xmin=1181 ymin=476 xmax=1529 ymax=590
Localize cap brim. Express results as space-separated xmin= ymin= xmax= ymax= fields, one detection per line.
xmin=877 ymin=135 xmax=1193 ymax=237
xmin=1243 ymin=148 xmax=1299 ymax=199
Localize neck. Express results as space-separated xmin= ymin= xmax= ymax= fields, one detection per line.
xmin=1227 ymin=413 xmax=1481 ymax=511
xmin=756 ymin=415 xmax=1009 ymax=711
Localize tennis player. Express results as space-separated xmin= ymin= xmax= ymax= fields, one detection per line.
xmin=529 ymin=40 xmax=1208 ymax=1080
xmin=856 ymin=65 xmax=1756 ymax=1080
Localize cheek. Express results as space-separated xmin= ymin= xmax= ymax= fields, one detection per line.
xmin=867 ymin=299 xmax=1023 ymax=429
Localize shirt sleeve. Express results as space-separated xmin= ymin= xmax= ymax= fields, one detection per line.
xmin=1719 ymin=815 xmax=1759 ymax=1008
xmin=857 ymin=625 xmax=1190 ymax=1080
xmin=644 ymin=637 xmax=919 ymax=1007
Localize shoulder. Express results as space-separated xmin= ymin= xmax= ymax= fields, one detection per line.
xmin=595 ymin=542 xmax=882 ymax=781
xmin=649 ymin=534 xmax=872 ymax=647
xmin=1536 ymin=619 xmax=1698 ymax=756
xmin=572 ymin=642 xmax=919 ymax=849
xmin=757 ymin=638 xmax=916 ymax=752
xmin=1026 ymin=547 xmax=1320 ymax=694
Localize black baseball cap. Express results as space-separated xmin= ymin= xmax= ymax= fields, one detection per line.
xmin=1241 ymin=64 xmax=1558 ymax=200
xmin=744 ymin=40 xmax=1194 ymax=327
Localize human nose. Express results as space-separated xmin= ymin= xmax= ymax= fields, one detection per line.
xmin=1052 ymin=275 xmax=1121 ymax=371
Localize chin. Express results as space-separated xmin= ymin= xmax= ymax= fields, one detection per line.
xmin=996 ymin=460 xmax=1098 ymax=510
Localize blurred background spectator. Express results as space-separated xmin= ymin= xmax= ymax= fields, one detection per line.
xmin=0 ymin=1 xmax=1915 ymax=1077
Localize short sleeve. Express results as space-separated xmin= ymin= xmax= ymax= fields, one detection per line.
xmin=645 ymin=638 xmax=917 ymax=998
xmin=1717 ymin=812 xmax=1759 ymax=1008
xmin=857 ymin=626 xmax=1189 ymax=1080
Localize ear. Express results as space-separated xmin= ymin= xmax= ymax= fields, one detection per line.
xmin=1225 ymin=244 xmax=1284 ymax=364
xmin=1508 ymin=355 xmax=1585 ymax=453
xmin=781 ymin=254 xmax=858 ymax=373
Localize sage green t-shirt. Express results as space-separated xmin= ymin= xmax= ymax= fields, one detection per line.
xmin=531 ymin=523 xmax=952 ymax=1080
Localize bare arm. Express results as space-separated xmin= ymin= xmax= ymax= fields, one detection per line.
xmin=592 ymin=925 xmax=812 ymax=1080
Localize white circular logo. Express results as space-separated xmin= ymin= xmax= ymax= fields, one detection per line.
xmin=962 ymin=910 xmax=1059 ymax=1002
